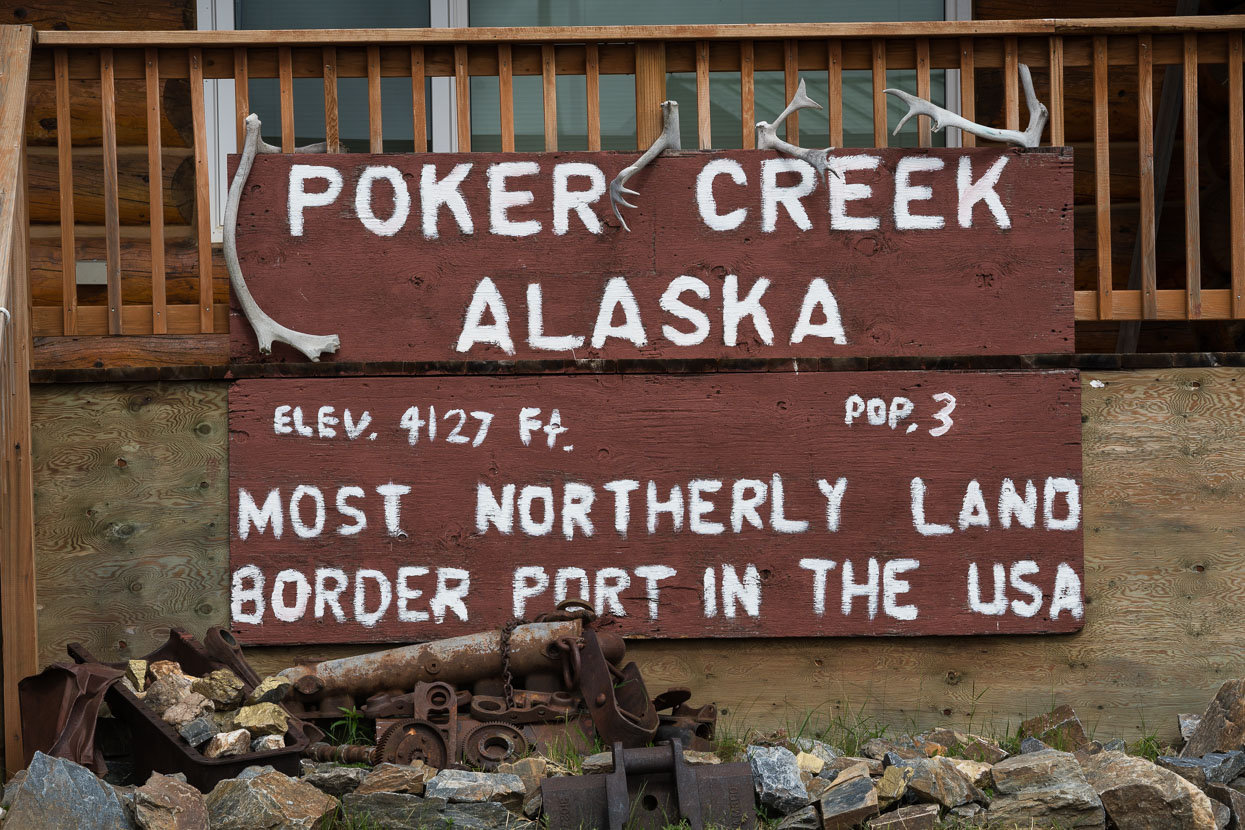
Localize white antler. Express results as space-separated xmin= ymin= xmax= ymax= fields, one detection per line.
xmin=609 ymin=100 xmax=681 ymax=232
xmin=224 ymin=114 xmax=341 ymax=362
xmin=885 ymin=63 xmax=1048 ymax=148
xmin=755 ymin=78 xmax=842 ymax=181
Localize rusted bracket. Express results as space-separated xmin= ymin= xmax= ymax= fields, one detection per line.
xmin=577 ymin=628 xmax=658 ymax=748
xmin=610 ymin=100 xmax=681 ymax=232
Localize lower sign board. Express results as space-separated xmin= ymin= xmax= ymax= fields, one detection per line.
xmin=228 ymin=370 xmax=1083 ymax=644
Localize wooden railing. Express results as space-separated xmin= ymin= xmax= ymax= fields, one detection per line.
xmin=0 ymin=25 xmax=36 ymax=774
xmin=18 ymin=17 xmax=1245 ymax=350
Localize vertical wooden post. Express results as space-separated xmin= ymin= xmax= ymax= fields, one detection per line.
xmin=1048 ymin=36 xmax=1064 ymax=146
xmin=542 ymin=44 xmax=558 ymax=151
xmin=1137 ymin=35 xmax=1157 ymax=320
xmin=234 ymin=48 xmax=249 ymax=149
xmin=145 ymin=47 xmax=166 ymax=334
xmin=498 ymin=44 xmax=515 ymax=152
xmin=740 ymin=41 xmax=755 ymax=149
xmin=784 ymin=40 xmax=799 ymax=144
xmin=454 ymin=44 xmax=471 ymax=152
xmin=1182 ymin=33 xmax=1201 ymax=319
xmin=367 ymin=45 xmax=382 ymax=153
xmin=872 ymin=39 xmax=887 ymax=147
xmin=100 ymin=48 xmax=122 ymax=335
xmin=189 ymin=48 xmax=214 ymax=333
xmin=1093 ymin=36 xmax=1112 ymax=320
xmin=635 ymin=41 xmax=666 ymax=149
xmin=827 ymin=39 xmax=842 ymax=147
xmin=323 ymin=47 xmax=340 ymax=154
xmin=696 ymin=40 xmax=711 ymax=150
xmin=915 ymin=38 xmax=931 ymax=148
xmin=54 ymin=48 xmax=76 ymax=335
xmin=278 ymin=46 xmax=294 ymax=153
xmin=585 ymin=44 xmax=601 ymax=151
xmin=410 ymin=46 xmax=427 ymax=153
xmin=1004 ymin=36 xmax=1020 ymax=131
xmin=1230 ymin=32 xmax=1244 ymax=318
xmin=959 ymin=37 xmax=976 ymax=148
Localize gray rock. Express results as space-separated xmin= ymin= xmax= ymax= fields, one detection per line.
xmin=794 ymin=738 xmax=843 ymax=767
xmin=903 ymin=756 xmax=984 ymax=809
xmin=1021 ymin=736 xmax=1052 ymax=754
xmin=775 ymin=805 xmax=820 ymax=830
xmin=867 ymin=803 xmax=940 ymax=829
xmin=988 ymin=748 xmax=1105 ymax=829
xmin=1211 ymin=798 xmax=1231 ymax=830
xmin=1021 ymin=704 xmax=1091 ymax=751
xmin=443 ymin=801 xmax=535 ymax=829
xmin=747 ymin=745 xmax=810 ymax=815
xmin=356 ymin=762 xmax=435 ymax=796
xmin=1159 ymin=752 xmax=1245 ymax=788
xmin=817 ymin=775 xmax=878 ymax=830
xmin=250 ymin=735 xmax=284 ymax=753
xmin=1081 ymin=750 xmax=1215 ymax=830
xmin=303 ymin=765 xmax=367 ymax=797
xmin=2 ymin=752 xmax=131 ymax=830
xmin=425 ymin=769 xmax=525 ymax=809
xmin=861 ymin=738 xmax=919 ymax=761
xmin=235 ymin=765 xmax=275 ymax=780
xmin=1185 ymin=679 xmax=1245 ymax=758
xmin=340 ymin=793 xmax=448 ymax=829
xmin=1183 ymin=714 xmax=1205 ymax=744
xmin=1206 ymin=783 xmax=1245 ymax=829
xmin=133 ymin=773 xmax=208 ymax=830
xmin=580 ymin=751 xmax=612 ymax=774
xmin=3 ymin=769 xmax=28 ymax=805
xmin=178 ymin=717 xmax=215 ymax=748
xmin=1104 ymin=739 xmax=1127 ymax=752
xmin=244 ymin=676 xmax=293 ymax=707
xmin=204 ymin=770 xmax=337 ymax=830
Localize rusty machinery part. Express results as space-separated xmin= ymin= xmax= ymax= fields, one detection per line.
xmin=362 ymin=683 xmax=471 ymax=721
xmin=553 ymin=635 xmax=585 ymax=690
xmin=279 ymin=620 xmax=599 ymax=703
xmin=498 ymin=618 xmax=527 ymax=711
xmin=542 ymin=739 xmax=757 ymax=830
xmin=534 ymin=598 xmax=598 ymax=626
xmin=460 ymin=722 xmax=529 ymax=770
xmin=304 ymin=741 xmax=377 ymax=765
xmin=651 ymin=687 xmax=716 ymax=752
xmin=470 ymin=689 xmax=580 ymax=724
xmin=376 ymin=718 xmax=451 ymax=769
xmin=578 ymin=628 xmax=659 ymax=748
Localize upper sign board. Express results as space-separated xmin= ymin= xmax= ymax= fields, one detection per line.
xmin=230 ymin=148 xmax=1073 ymax=364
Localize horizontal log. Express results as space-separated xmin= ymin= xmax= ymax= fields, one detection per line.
xmin=27 ymin=146 xmax=193 ymax=225
xmin=25 ymin=77 xmax=191 ymax=148
xmin=29 ymin=232 xmax=227 ymax=306
xmin=32 ymin=335 xmax=228 ymax=370
xmin=9 ymin=0 xmax=194 ymax=31
xmin=31 ymin=304 xmax=228 ymax=335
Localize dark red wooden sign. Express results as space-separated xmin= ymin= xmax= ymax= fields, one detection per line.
xmin=228 ymin=370 xmax=1083 ymax=644
xmin=229 ymin=148 xmax=1073 ymax=364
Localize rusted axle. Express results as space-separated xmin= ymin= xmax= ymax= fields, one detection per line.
xmin=279 ymin=621 xmax=622 ymax=701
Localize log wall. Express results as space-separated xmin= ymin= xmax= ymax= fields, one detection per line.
xmin=29 ymin=368 xmax=1245 ymax=745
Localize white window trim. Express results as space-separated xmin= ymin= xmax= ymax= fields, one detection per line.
xmin=199 ymin=0 xmax=968 ymax=232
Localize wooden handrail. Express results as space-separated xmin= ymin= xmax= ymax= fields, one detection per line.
xmin=0 ymin=23 xmax=37 ymax=775
xmin=30 ymin=16 xmax=1245 ymax=46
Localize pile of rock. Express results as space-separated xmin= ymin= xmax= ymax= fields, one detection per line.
xmin=123 ymin=660 xmax=293 ymax=758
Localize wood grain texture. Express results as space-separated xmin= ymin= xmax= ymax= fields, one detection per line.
xmin=0 ymin=0 xmax=193 ymax=31
xmin=498 ymin=44 xmax=514 ymax=153
xmin=542 ymin=44 xmax=557 ymax=152
xmin=99 ymin=47 xmax=121 ymax=335
xmin=144 ymin=47 xmax=165 ymax=334
xmin=32 ymin=335 xmax=228 ymax=370
xmin=53 ymin=48 xmax=76 ymax=334
xmin=1092 ymin=36 xmax=1112 ymax=320
xmin=229 ymin=371 xmax=1082 ymax=643
xmin=585 ymin=44 xmax=600 ymax=152
xmin=30 ymin=382 xmax=229 ymax=670
xmin=188 ymin=47 xmax=212 ymax=334
xmin=634 ymin=42 xmax=666 ymax=149
xmin=410 ymin=46 xmax=426 ymax=154
xmin=1137 ymin=36 xmax=1157 ymax=320
xmin=26 ymin=145 xmax=191 ymax=225
xmin=25 ymin=76 xmax=192 ymax=148
xmin=322 ymin=47 xmax=338 ymax=155
xmin=740 ymin=41 xmax=754 ymax=150
xmin=1182 ymin=33 xmax=1200 ymax=320
xmin=230 ymin=149 xmax=1074 ymax=364
xmin=1230 ymin=32 xmax=1244 ymax=318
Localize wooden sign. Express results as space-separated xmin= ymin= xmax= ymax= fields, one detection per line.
xmin=229 ymin=148 xmax=1073 ymax=364
xmin=228 ymin=370 xmax=1083 ymax=644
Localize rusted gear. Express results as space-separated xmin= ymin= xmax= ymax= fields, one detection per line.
xmin=376 ymin=718 xmax=450 ymax=768
xmin=460 ymin=722 xmax=528 ymax=770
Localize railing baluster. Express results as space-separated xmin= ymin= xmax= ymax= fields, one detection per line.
xmin=454 ymin=44 xmax=471 ymax=151
xmin=1138 ymin=35 xmax=1157 ymax=320
xmin=367 ymin=45 xmax=382 ymax=152
xmin=740 ymin=40 xmax=755 ymax=149
xmin=100 ymin=48 xmax=122 ymax=335
xmin=323 ymin=46 xmax=340 ymax=153
xmin=411 ymin=46 xmax=427 ymax=153
xmin=190 ymin=47 xmax=214 ymax=333
xmin=279 ymin=46 xmax=294 ymax=153
xmin=542 ymin=44 xmax=558 ymax=151
xmin=1183 ymin=33 xmax=1201 ymax=319
xmin=498 ymin=44 xmax=515 ymax=152
xmin=54 ymin=48 xmax=76 ymax=335
xmin=586 ymin=44 xmax=601 ymax=151
xmin=1093 ymin=36 xmax=1112 ymax=320
xmin=959 ymin=37 xmax=976 ymax=148
xmin=916 ymin=38 xmax=931 ymax=148
xmin=784 ymin=39 xmax=799 ymax=144
xmin=696 ymin=40 xmax=711 ymax=150
xmin=1004 ymin=36 xmax=1019 ymax=131
xmin=1230 ymin=32 xmax=1244 ymax=318
xmin=145 ymin=47 xmax=166 ymax=334
xmin=827 ymin=39 xmax=843 ymax=147
xmin=635 ymin=41 xmax=666 ymax=149
xmin=1048 ymin=36 xmax=1064 ymax=146
xmin=234 ymin=48 xmax=249 ymax=149
xmin=872 ymin=39 xmax=887 ymax=147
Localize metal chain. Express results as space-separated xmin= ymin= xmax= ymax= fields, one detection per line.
xmin=499 ymin=617 xmax=527 ymax=710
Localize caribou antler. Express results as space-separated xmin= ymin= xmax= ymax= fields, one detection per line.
xmin=885 ymin=63 xmax=1048 ymax=148
xmin=755 ymin=78 xmax=842 ymax=181
xmin=610 ymin=100 xmax=681 ymax=232
xmin=224 ymin=114 xmax=341 ymax=362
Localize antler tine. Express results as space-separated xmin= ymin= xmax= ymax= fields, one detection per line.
xmin=773 ymin=78 xmax=823 ymax=127
xmin=882 ymin=62 xmax=1048 ymax=148
xmin=609 ymin=100 xmax=681 ymax=232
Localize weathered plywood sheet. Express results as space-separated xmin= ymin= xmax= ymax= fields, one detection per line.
xmin=31 ymin=370 xmax=1245 ymax=744
xmin=230 ymin=149 xmax=1074 ymax=363
xmin=31 ymin=382 xmax=229 ymax=665
xmin=228 ymin=371 xmax=1083 ymax=643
